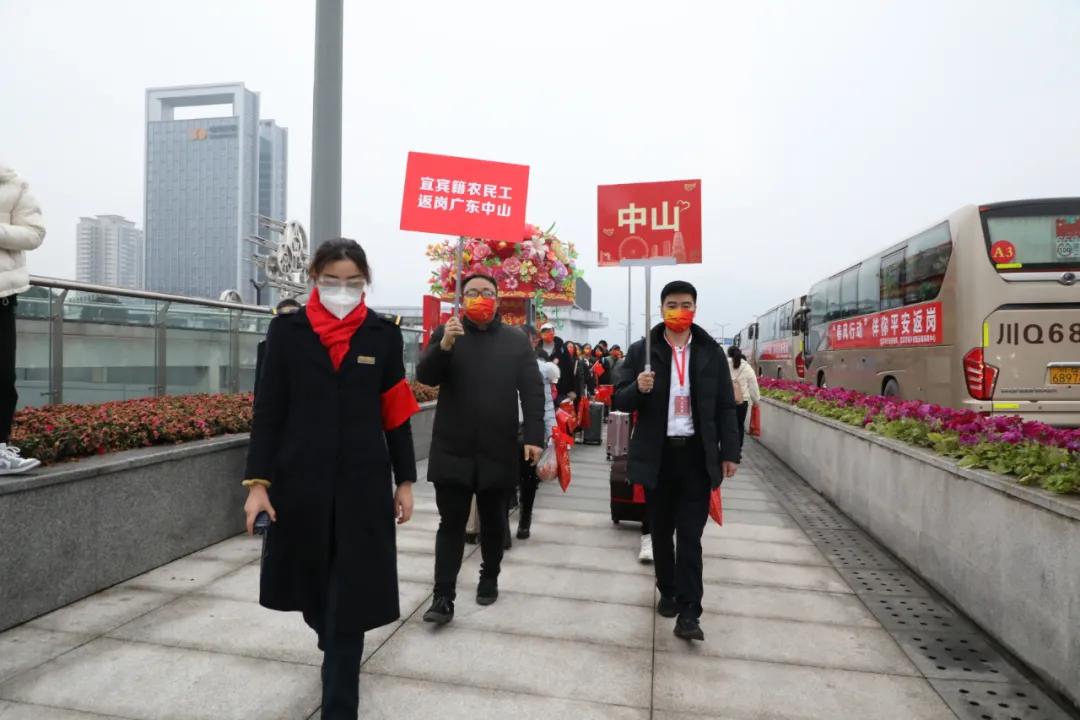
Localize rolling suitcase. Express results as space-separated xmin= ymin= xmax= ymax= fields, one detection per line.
xmin=609 ymin=456 xmax=646 ymax=524
xmin=582 ymin=402 xmax=604 ymax=445
xmin=607 ymin=411 xmax=631 ymax=459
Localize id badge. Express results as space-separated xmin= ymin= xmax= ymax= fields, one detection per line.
xmin=674 ymin=395 xmax=691 ymax=417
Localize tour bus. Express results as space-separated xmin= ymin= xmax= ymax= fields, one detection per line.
xmin=771 ymin=198 xmax=1080 ymax=425
xmin=746 ymin=297 xmax=807 ymax=380
xmin=731 ymin=323 xmax=756 ymax=366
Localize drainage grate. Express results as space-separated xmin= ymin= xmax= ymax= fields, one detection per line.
xmin=929 ymin=679 xmax=1076 ymax=720
xmin=896 ymin=632 xmax=1019 ymax=682
xmin=823 ymin=543 xmax=901 ymax=570
xmin=790 ymin=503 xmax=856 ymax=530
xmin=838 ymin=567 xmax=931 ymax=596
xmin=867 ymin=596 xmax=973 ymax=632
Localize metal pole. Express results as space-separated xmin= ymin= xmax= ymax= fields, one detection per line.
xmin=310 ymin=0 xmax=343 ymax=247
xmin=626 ymin=266 xmax=631 ymax=348
xmin=453 ymin=238 xmax=464 ymax=314
xmin=644 ymin=266 xmax=652 ymax=372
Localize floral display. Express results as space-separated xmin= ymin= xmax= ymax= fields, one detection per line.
xmin=426 ymin=223 xmax=583 ymax=314
xmin=760 ymin=378 xmax=1080 ymax=494
xmin=11 ymin=382 xmax=438 ymax=466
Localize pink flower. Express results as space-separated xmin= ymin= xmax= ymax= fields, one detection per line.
xmin=538 ymin=275 xmax=556 ymax=290
xmin=503 ymin=257 xmax=522 ymax=274
xmin=472 ymin=243 xmax=492 ymax=261
xmin=504 ymin=276 xmax=519 ymax=290
xmin=523 ymin=223 xmax=540 ymax=240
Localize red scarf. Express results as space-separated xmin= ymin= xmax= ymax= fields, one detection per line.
xmin=307 ymin=287 xmax=368 ymax=371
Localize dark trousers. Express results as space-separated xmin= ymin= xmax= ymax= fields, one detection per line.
xmin=434 ymin=484 xmax=507 ymax=599
xmin=646 ymin=440 xmax=711 ymax=620
xmin=518 ymin=455 xmax=539 ymax=520
xmin=735 ymin=402 xmax=749 ymax=452
xmin=0 ymin=296 xmax=16 ymax=444
xmin=302 ymin=535 xmax=365 ymax=719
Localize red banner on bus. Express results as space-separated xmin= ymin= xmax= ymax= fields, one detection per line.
xmin=759 ymin=339 xmax=793 ymax=361
xmin=828 ymin=301 xmax=944 ymax=350
xmin=597 ymin=180 xmax=702 ymax=266
xmin=400 ymin=152 xmax=530 ymax=243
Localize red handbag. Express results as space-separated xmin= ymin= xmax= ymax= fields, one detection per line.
xmin=577 ymin=396 xmax=591 ymax=430
xmin=749 ymin=405 xmax=762 ymax=437
xmin=709 ymin=487 xmax=723 ymax=526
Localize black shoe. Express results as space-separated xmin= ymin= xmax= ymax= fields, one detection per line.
xmin=477 ymin=577 xmax=499 ymax=606
xmin=504 ymin=526 xmax=513 ymax=550
xmin=516 ymin=508 xmax=532 ymax=539
xmin=465 ymin=532 xmax=479 ymax=545
xmin=423 ymin=595 xmax=454 ymax=625
xmin=674 ymin=616 xmax=705 ymax=641
xmin=657 ymin=595 xmax=678 ymax=618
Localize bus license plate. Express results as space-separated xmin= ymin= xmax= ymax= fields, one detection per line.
xmin=1049 ymin=367 xmax=1080 ymax=385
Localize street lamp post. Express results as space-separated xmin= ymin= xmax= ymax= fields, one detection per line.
xmin=310 ymin=0 xmax=344 ymax=248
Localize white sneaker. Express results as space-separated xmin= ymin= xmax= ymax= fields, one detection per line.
xmin=0 ymin=443 xmax=41 ymax=475
xmin=639 ymin=534 xmax=654 ymax=564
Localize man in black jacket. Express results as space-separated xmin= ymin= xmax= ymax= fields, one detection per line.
xmin=613 ymin=280 xmax=740 ymax=642
xmin=416 ymin=274 xmax=546 ymax=624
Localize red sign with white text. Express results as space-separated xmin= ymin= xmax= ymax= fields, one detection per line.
xmin=828 ymin=301 xmax=944 ymax=350
xmin=597 ymin=180 xmax=702 ymax=266
xmin=759 ymin=339 xmax=793 ymax=361
xmin=400 ymin=152 xmax=530 ymax=243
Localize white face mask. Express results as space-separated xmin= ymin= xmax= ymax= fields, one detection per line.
xmin=317 ymin=284 xmax=364 ymax=320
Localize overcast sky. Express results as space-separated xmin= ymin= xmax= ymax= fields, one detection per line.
xmin=2 ymin=0 xmax=1078 ymax=342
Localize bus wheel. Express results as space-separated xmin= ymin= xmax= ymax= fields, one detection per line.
xmin=882 ymin=378 xmax=900 ymax=398
xmin=817 ymin=372 xmax=827 ymax=388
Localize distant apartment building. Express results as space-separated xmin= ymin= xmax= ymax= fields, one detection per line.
xmin=144 ymin=83 xmax=287 ymax=304
xmin=76 ymin=215 xmax=145 ymax=289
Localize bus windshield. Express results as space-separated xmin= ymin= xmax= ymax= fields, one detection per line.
xmin=984 ymin=208 xmax=1080 ymax=271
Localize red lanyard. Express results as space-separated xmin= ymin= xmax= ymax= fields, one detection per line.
xmin=666 ymin=337 xmax=689 ymax=388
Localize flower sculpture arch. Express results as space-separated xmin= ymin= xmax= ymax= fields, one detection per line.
xmin=426 ymin=223 xmax=583 ymax=324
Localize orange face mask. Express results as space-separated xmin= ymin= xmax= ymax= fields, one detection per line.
xmin=464 ymin=296 xmax=496 ymax=324
xmin=541 ymin=330 xmax=555 ymax=343
xmin=663 ymin=308 xmax=695 ymax=334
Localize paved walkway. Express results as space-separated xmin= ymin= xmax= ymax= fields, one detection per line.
xmin=0 ymin=441 xmax=1010 ymax=719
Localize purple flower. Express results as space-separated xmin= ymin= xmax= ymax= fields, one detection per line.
xmin=1000 ymin=430 xmax=1023 ymax=445
xmin=959 ymin=434 xmax=980 ymax=447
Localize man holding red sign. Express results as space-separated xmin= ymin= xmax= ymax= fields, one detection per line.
xmin=613 ymin=281 xmax=739 ymax=642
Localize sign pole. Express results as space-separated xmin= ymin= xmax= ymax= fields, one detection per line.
xmin=644 ymin=265 xmax=652 ymax=372
xmin=626 ymin=267 xmax=632 ymax=349
xmin=453 ymin=237 xmax=464 ymax=314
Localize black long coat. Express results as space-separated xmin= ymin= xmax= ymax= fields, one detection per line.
xmin=245 ymin=309 xmax=417 ymax=633
xmin=417 ymin=316 xmax=545 ymax=491
xmin=613 ymin=324 xmax=740 ymax=490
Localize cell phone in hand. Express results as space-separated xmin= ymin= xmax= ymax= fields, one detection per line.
xmin=254 ymin=511 xmax=271 ymax=536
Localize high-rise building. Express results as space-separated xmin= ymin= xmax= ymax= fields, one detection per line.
xmin=144 ymin=83 xmax=285 ymax=304
xmin=258 ymin=120 xmax=288 ymax=224
xmin=76 ymin=215 xmax=145 ymax=289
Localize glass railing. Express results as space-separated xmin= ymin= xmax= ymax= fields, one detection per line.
xmin=14 ymin=277 xmax=422 ymax=409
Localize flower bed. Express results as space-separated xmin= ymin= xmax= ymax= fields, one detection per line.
xmin=760 ymin=378 xmax=1080 ymax=494
xmin=11 ymin=382 xmax=440 ymax=466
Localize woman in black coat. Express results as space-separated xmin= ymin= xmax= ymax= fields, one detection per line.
xmin=243 ymin=239 xmax=419 ymax=720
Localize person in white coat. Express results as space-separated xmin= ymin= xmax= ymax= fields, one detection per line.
xmin=0 ymin=165 xmax=46 ymax=475
xmin=727 ymin=346 xmax=760 ymax=453
xmin=515 ymin=324 xmax=559 ymax=540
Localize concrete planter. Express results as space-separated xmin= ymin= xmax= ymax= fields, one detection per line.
xmin=0 ymin=402 xmax=437 ymax=632
xmin=757 ymin=398 xmax=1080 ymax=708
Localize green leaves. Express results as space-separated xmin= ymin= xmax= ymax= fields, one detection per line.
xmin=762 ymin=390 xmax=1079 ymax=495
